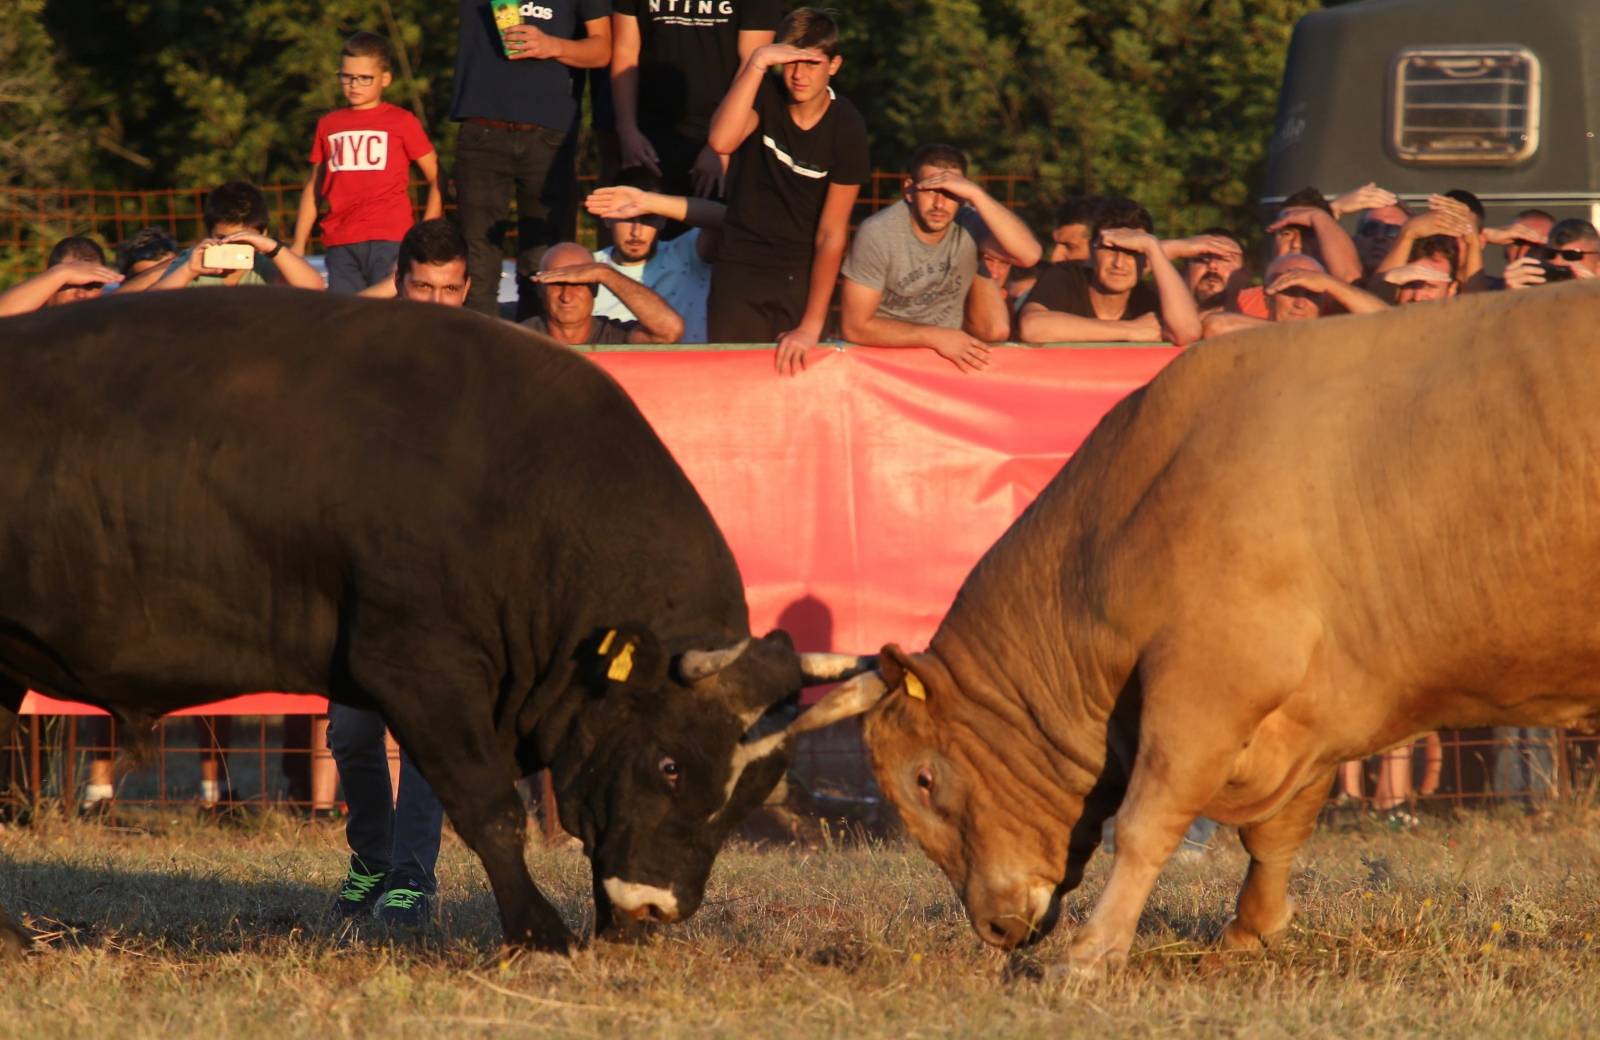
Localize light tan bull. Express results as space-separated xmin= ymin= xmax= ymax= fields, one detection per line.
xmin=808 ymin=282 xmax=1600 ymax=975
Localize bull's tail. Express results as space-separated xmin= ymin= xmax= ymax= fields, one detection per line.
xmin=0 ymin=678 xmax=31 ymax=957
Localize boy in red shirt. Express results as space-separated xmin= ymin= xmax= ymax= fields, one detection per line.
xmin=292 ymin=32 xmax=442 ymax=293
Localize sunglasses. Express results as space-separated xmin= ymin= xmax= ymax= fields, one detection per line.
xmin=1356 ymin=221 xmax=1403 ymax=240
xmin=1552 ymin=247 xmax=1599 ymax=261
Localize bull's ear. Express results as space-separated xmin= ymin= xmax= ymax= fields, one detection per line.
xmin=878 ymin=643 xmax=929 ymax=703
xmin=581 ymin=624 xmax=667 ymax=691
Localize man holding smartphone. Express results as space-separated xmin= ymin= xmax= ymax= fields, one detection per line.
xmin=152 ymin=181 xmax=325 ymax=291
xmin=1504 ymin=218 xmax=1600 ymax=290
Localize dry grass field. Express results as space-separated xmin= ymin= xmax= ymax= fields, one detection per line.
xmin=4 ymin=802 xmax=1599 ymax=1039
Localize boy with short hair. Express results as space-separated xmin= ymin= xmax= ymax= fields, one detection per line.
xmin=292 ymin=31 xmax=442 ymax=293
xmin=153 ymin=181 xmax=325 ymax=291
xmin=706 ymin=7 xmax=870 ymax=371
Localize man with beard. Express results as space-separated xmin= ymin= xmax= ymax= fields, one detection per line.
xmin=584 ymin=167 xmax=719 ymax=342
xmin=1170 ymin=227 xmax=1248 ymax=315
xmin=1017 ymin=196 xmax=1202 ymax=346
xmin=837 ymin=143 xmax=1040 ymax=369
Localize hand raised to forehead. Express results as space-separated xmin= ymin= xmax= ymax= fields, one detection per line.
xmin=1266 ymin=267 xmax=1336 ymax=294
xmin=755 ymin=43 xmax=828 ymax=69
xmin=1331 ymin=182 xmax=1398 ymax=218
xmin=533 ymin=263 xmax=607 ymax=285
xmin=1097 ymin=226 xmax=1156 ymax=254
xmin=1484 ymin=221 xmax=1548 ymax=247
xmin=585 ymin=186 xmax=649 ymax=220
xmin=914 ymin=169 xmax=980 ymax=202
xmin=1381 ymin=262 xmax=1453 ymax=287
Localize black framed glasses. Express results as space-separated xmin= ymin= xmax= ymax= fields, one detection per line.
xmin=1554 ymin=247 xmax=1599 ymax=261
xmin=337 ymin=73 xmax=377 ymax=87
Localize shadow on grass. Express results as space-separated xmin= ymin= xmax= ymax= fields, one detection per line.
xmin=0 ymin=858 xmax=503 ymax=955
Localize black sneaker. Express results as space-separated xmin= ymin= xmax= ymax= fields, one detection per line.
xmin=375 ymin=886 xmax=434 ymax=930
xmin=332 ymin=859 xmax=388 ymax=919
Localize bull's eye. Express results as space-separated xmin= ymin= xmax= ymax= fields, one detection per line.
xmin=915 ymin=766 xmax=935 ymax=795
xmin=658 ymin=756 xmax=680 ymax=788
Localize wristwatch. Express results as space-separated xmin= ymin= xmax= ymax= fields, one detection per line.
xmin=263 ymin=241 xmax=283 ymax=259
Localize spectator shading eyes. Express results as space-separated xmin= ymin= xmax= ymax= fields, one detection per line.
xmin=1356 ymin=221 xmax=1402 ymax=240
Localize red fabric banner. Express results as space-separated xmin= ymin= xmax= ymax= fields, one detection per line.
xmin=21 ymin=345 xmax=1177 ymax=716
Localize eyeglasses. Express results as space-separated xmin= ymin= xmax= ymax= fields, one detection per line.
xmin=1553 ymin=247 xmax=1599 ymax=261
xmin=1356 ymin=221 xmax=1403 ymax=240
xmin=337 ymin=73 xmax=377 ymax=86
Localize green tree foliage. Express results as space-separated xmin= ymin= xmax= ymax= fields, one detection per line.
xmin=33 ymin=0 xmax=460 ymax=188
xmin=12 ymin=0 xmax=1321 ymax=239
xmin=0 ymin=0 xmax=96 ymax=187
xmin=837 ymin=0 xmax=1323 ymax=237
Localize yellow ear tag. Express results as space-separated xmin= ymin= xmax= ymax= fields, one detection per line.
xmin=598 ymin=629 xmax=618 ymax=655
xmin=607 ymin=641 xmax=635 ymax=682
xmin=904 ymin=673 xmax=926 ymax=701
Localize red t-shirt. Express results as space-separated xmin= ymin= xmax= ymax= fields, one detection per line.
xmin=309 ymin=103 xmax=433 ymax=246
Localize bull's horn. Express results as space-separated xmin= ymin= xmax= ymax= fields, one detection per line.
xmin=679 ymin=639 xmax=751 ymax=682
xmin=798 ymin=652 xmax=877 ymax=686
xmin=787 ymin=670 xmax=890 ymax=737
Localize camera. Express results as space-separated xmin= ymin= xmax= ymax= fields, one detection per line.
xmin=1538 ymin=260 xmax=1574 ymax=283
xmin=201 ymin=243 xmax=256 ymax=271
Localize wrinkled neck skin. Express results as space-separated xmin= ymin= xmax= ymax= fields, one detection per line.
xmin=930 ymin=586 xmax=1134 ymax=897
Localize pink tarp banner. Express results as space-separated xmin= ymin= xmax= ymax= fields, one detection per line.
xmin=21 ymin=345 xmax=1178 ymax=716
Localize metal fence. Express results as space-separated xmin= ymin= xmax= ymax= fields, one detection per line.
xmin=4 ymin=718 xmax=1597 ymax=822
xmin=0 ymin=173 xmax=1039 ymax=269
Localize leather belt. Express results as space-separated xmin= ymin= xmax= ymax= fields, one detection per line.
xmin=465 ymin=116 xmax=550 ymax=133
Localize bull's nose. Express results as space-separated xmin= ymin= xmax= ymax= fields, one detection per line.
xmin=978 ymin=915 xmax=1033 ymax=950
xmin=602 ymin=878 xmax=681 ymax=924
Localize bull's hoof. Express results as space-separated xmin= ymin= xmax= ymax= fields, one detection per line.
xmin=593 ymin=917 xmax=661 ymax=946
xmin=1218 ymin=897 xmax=1296 ymax=952
xmin=1047 ymin=938 xmax=1125 ymax=981
xmin=508 ymin=926 xmax=576 ymax=957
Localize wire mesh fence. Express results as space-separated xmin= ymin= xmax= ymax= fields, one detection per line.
xmin=0 ymin=173 xmax=1040 ymax=277
xmin=3 ymin=718 xmax=1596 ymax=822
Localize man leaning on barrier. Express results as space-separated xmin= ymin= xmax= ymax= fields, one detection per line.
xmin=836 ymin=143 xmax=1041 ymax=371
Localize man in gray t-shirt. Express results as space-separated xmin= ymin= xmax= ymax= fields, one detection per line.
xmin=839 ymin=144 xmax=1041 ymax=370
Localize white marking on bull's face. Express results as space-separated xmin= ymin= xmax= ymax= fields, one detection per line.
xmin=602 ymin=878 xmax=680 ymax=923
xmin=715 ymin=730 xmax=787 ymax=820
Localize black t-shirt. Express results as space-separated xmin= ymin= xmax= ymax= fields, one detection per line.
xmin=450 ymin=0 xmax=611 ymax=130
xmin=1029 ymin=261 xmax=1163 ymax=321
xmin=717 ymin=78 xmax=871 ymax=272
xmin=615 ymin=0 xmax=782 ymax=141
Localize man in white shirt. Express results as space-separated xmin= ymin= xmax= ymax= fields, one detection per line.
xmin=585 ymin=167 xmax=719 ymax=342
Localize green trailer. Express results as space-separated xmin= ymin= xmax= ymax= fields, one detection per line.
xmin=1263 ymin=0 xmax=1600 ymax=229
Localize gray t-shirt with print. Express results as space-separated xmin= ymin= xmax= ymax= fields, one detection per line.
xmin=840 ymin=202 xmax=980 ymax=329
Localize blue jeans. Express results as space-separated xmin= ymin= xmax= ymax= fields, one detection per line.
xmin=327 ymin=703 xmax=445 ymax=891
xmin=324 ymin=240 xmax=401 ymax=295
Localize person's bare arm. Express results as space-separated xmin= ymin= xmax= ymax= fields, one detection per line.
xmin=609 ymin=13 xmax=660 ymax=175
xmin=1271 ymin=268 xmax=1388 ymax=315
xmin=1160 ymin=233 xmax=1243 ymax=264
xmin=114 ymin=261 xmax=174 ymax=294
xmin=292 ymin=165 xmax=323 ymax=256
xmin=221 ymin=231 xmax=326 ymax=291
xmin=1017 ymin=302 xmax=1163 ymax=343
xmin=504 ymin=16 xmax=611 ymax=69
xmin=911 ymin=170 xmax=1041 ymax=267
xmin=1201 ymin=311 xmax=1267 ymax=338
xmin=416 ymin=152 xmax=443 ymax=222
xmin=585 ymin=185 xmax=726 ymax=227
xmin=535 ymin=262 xmax=683 ymax=343
xmin=775 ymin=180 xmax=857 ymax=375
xmin=708 ymin=44 xmax=823 ymax=155
xmin=962 ymin=271 xmax=1011 ymax=343
xmin=837 ymin=277 xmax=991 ymax=370
xmin=1370 ymin=209 xmax=1476 ymax=281
xmin=0 ymin=262 xmax=121 ymax=316
xmin=1268 ymin=206 xmax=1362 ymax=283
xmin=1100 ymin=227 xmax=1200 ymax=346
xmin=151 ymin=242 xmax=220 ymax=291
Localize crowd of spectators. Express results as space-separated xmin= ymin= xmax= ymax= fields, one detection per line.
xmin=5 ymin=8 xmax=1595 ymax=371
xmin=1 ymin=6 xmax=1584 ymax=842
